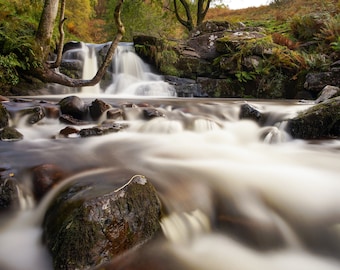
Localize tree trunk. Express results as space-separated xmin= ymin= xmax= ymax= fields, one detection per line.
xmin=33 ymin=0 xmax=125 ymax=88
xmin=173 ymin=0 xmax=211 ymax=32
xmin=36 ymin=0 xmax=60 ymax=61
xmin=197 ymin=0 xmax=211 ymax=26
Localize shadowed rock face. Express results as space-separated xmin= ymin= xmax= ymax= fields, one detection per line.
xmin=43 ymin=172 xmax=162 ymax=270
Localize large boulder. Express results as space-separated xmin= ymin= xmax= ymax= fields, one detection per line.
xmin=286 ymin=96 xmax=340 ymax=139
xmin=43 ymin=172 xmax=162 ymax=270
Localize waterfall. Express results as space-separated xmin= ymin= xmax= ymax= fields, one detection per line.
xmin=47 ymin=42 xmax=176 ymax=96
xmin=104 ymin=42 xmax=176 ymax=96
xmin=81 ymin=43 xmax=101 ymax=94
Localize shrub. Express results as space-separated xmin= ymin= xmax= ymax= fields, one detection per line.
xmin=290 ymin=13 xmax=329 ymax=41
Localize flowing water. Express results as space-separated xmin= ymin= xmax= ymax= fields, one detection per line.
xmin=0 ymin=43 xmax=340 ymax=270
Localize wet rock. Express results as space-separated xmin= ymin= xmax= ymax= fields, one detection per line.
xmin=286 ymin=96 xmax=340 ymax=139
xmin=59 ymin=114 xmax=90 ymax=125
xmin=18 ymin=106 xmax=45 ymax=125
xmin=58 ymin=96 xmax=87 ymax=120
xmin=106 ymin=108 xmax=123 ymax=120
xmin=40 ymin=103 xmax=60 ymax=119
xmin=59 ymin=126 xmax=80 ymax=138
xmin=43 ymin=174 xmax=162 ymax=270
xmin=315 ymin=85 xmax=340 ymax=103
xmin=143 ymin=108 xmax=165 ymax=119
xmin=0 ymin=167 xmax=20 ymax=211
xmin=31 ymin=164 xmax=69 ymax=200
xmin=0 ymin=103 xmax=9 ymax=128
xmin=93 ymin=240 xmax=186 ymax=270
xmin=79 ymin=122 xmax=128 ymax=137
xmin=165 ymin=76 xmax=199 ymax=97
xmin=89 ymin=99 xmax=112 ymax=120
xmin=239 ymin=103 xmax=262 ymax=122
xmin=0 ymin=127 xmax=23 ymax=141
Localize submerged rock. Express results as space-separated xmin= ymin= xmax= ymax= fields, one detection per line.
xmin=286 ymin=96 xmax=340 ymax=139
xmin=31 ymin=164 xmax=69 ymax=201
xmin=43 ymin=173 xmax=162 ymax=270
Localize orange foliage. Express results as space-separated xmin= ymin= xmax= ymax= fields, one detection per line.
xmin=272 ymin=33 xmax=300 ymax=50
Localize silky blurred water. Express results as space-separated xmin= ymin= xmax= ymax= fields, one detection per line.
xmin=0 ymin=98 xmax=340 ymax=269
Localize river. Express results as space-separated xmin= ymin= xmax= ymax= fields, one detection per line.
xmin=0 ymin=43 xmax=339 ymax=270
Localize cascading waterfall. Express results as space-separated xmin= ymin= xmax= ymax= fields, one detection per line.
xmin=81 ymin=43 xmax=101 ymax=94
xmin=46 ymin=42 xmax=176 ymax=96
xmin=104 ymin=42 xmax=176 ymax=96
xmin=0 ymin=99 xmax=340 ymax=269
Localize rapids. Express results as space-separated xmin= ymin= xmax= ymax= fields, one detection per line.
xmin=1 ymin=43 xmax=340 ymax=269
xmin=0 ymin=98 xmax=340 ymax=270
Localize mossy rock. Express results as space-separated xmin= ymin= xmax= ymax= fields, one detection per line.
xmin=286 ymin=96 xmax=340 ymax=139
xmin=0 ymin=127 xmax=23 ymax=141
xmin=43 ymin=173 xmax=162 ymax=270
xmin=0 ymin=103 xmax=9 ymax=128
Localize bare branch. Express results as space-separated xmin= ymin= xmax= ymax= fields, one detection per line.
xmin=50 ymin=0 xmax=66 ymax=69
xmin=36 ymin=0 xmax=125 ymax=88
xmin=174 ymin=0 xmax=194 ymax=31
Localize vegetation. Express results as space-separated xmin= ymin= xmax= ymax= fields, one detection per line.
xmin=0 ymin=0 xmax=339 ymax=96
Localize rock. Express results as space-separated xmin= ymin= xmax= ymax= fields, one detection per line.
xmin=304 ymin=72 xmax=340 ymax=93
xmin=0 ymin=127 xmax=23 ymax=141
xmin=59 ymin=126 xmax=80 ymax=138
xmin=239 ymin=103 xmax=262 ymax=122
xmin=43 ymin=173 xmax=162 ymax=270
xmin=59 ymin=114 xmax=90 ymax=125
xmin=79 ymin=122 xmax=128 ymax=137
xmin=186 ymin=32 xmax=225 ymax=60
xmin=58 ymin=96 xmax=87 ymax=120
xmin=0 ymin=166 xmax=20 ymax=211
xmin=31 ymin=164 xmax=69 ymax=200
xmin=143 ymin=108 xmax=165 ymax=119
xmin=315 ymin=85 xmax=340 ymax=103
xmin=93 ymin=240 xmax=186 ymax=270
xmin=89 ymin=99 xmax=112 ymax=120
xmin=165 ymin=76 xmax=199 ymax=97
xmin=196 ymin=77 xmax=241 ymax=98
xmin=0 ymin=103 xmax=9 ymax=128
xmin=18 ymin=106 xmax=45 ymax=125
xmin=286 ymin=96 xmax=340 ymax=139
xmin=216 ymin=31 xmax=267 ymax=54
xmin=62 ymin=41 xmax=82 ymax=54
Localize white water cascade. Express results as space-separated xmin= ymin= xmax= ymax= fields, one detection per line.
xmin=104 ymin=42 xmax=176 ymax=96
xmin=0 ymin=99 xmax=340 ymax=269
xmin=81 ymin=43 xmax=101 ymax=94
xmin=47 ymin=42 xmax=176 ymax=97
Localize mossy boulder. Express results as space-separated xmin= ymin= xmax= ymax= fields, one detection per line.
xmin=0 ymin=103 xmax=9 ymax=128
xmin=0 ymin=127 xmax=23 ymax=141
xmin=43 ymin=173 xmax=162 ymax=270
xmin=286 ymin=96 xmax=340 ymax=139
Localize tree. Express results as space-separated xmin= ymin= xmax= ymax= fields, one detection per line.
xmin=105 ymin=0 xmax=175 ymax=41
xmin=0 ymin=0 xmax=125 ymax=90
xmin=173 ymin=0 xmax=211 ymax=31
